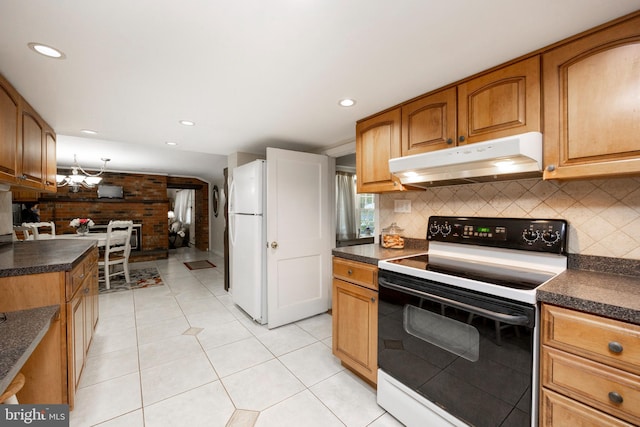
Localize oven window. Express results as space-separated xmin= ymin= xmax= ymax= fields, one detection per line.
xmin=379 ymin=284 xmax=534 ymax=427
xmin=404 ymin=305 xmax=480 ymax=362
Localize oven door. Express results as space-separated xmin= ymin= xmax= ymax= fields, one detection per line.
xmin=377 ymin=270 xmax=536 ymax=427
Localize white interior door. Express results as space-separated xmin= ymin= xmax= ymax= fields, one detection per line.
xmin=266 ymin=147 xmax=331 ymax=328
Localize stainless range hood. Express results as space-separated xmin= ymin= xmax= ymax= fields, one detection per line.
xmin=388 ymin=132 xmax=543 ymax=188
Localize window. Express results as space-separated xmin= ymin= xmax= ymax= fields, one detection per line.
xmin=358 ymin=193 xmax=375 ymax=237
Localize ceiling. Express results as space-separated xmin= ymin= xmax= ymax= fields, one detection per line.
xmin=1 ymin=1 xmax=639 ymax=183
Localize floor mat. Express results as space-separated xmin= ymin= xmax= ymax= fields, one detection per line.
xmin=184 ymin=260 xmax=216 ymax=270
xmin=99 ymin=267 xmax=164 ymax=294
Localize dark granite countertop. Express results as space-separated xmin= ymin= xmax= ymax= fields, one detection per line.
xmin=0 ymin=240 xmax=96 ymax=278
xmin=0 ymin=305 xmax=59 ymax=395
xmin=538 ymin=269 xmax=640 ymax=325
xmin=333 ymin=244 xmax=640 ymax=325
xmin=332 ymin=239 xmax=428 ymax=266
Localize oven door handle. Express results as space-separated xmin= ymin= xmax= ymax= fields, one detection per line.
xmin=379 ymin=279 xmax=531 ymax=326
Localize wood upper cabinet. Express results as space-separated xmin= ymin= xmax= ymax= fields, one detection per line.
xmin=543 ymin=13 xmax=640 ymax=180
xmin=458 ymin=55 xmax=540 ymax=145
xmin=356 ymin=108 xmax=408 ymax=193
xmin=401 ymin=87 xmax=457 ymax=156
xmin=0 ymin=73 xmax=56 ymax=192
xmin=398 ymin=56 xmax=540 ymax=157
xmin=0 ymin=74 xmax=20 ymax=183
xmin=44 ymin=124 xmax=57 ymax=191
xmin=20 ymin=102 xmax=45 ymax=189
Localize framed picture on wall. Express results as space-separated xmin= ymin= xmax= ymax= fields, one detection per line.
xmin=213 ymin=185 xmax=220 ymax=217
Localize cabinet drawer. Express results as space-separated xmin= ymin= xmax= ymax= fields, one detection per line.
xmin=541 ymin=388 xmax=634 ymax=427
xmin=542 ymin=346 xmax=640 ymax=425
xmin=542 ymin=304 xmax=640 ymax=374
xmin=66 ymin=248 xmax=98 ymax=299
xmin=332 ymin=257 xmax=377 ymax=290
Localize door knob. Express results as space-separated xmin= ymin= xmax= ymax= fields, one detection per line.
xmin=270 ymin=241 xmax=278 ymax=249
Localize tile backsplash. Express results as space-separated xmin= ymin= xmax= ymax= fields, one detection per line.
xmin=380 ymin=177 xmax=640 ymax=260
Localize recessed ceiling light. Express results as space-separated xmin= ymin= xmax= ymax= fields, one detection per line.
xmin=27 ymin=42 xmax=65 ymax=59
xmin=179 ymin=120 xmax=195 ymax=126
xmin=166 ymin=142 xmax=178 ymax=146
xmin=80 ymin=129 xmax=98 ymax=135
xmin=339 ymin=98 xmax=356 ymax=107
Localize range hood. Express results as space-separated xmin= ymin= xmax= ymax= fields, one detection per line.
xmin=388 ymin=132 xmax=543 ymax=188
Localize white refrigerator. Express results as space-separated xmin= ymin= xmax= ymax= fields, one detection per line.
xmin=228 ymin=159 xmax=267 ymax=324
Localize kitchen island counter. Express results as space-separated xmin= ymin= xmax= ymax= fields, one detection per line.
xmin=0 ymin=240 xmax=96 ymax=277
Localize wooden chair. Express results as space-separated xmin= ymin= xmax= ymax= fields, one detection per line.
xmin=98 ymin=220 xmax=133 ymax=290
xmin=0 ymin=372 xmax=25 ymax=404
xmin=22 ymin=222 xmax=56 ymax=239
xmin=12 ymin=225 xmax=34 ymax=241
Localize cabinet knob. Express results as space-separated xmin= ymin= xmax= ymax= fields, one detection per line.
xmin=371 ymin=297 xmax=376 ymax=303
xmin=608 ymin=341 xmax=623 ymax=354
xmin=458 ymin=136 xmax=465 ymax=143
xmin=446 ymin=138 xmax=453 ymax=145
xmin=608 ymin=391 xmax=624 ymax=404
xmin=84 ymin=287 xmax=90 ymax=294
xmin=19 ymin=174 xmax=27 ymax=180
xmin=347 ymin=269 xmax=353 ymax=275
xmin=546 ymin=165 xmax=556 ymax=172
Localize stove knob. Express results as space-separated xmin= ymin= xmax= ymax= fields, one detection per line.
xmin=441 ymin=224 xmax=452 ymax=237
xmin=542 ymin=230 xmax=560 ymax=244
xmin=522 ymin=229 xmax=539 ymax=243
xmin=428 ymin=224 xmax=440 ymax=236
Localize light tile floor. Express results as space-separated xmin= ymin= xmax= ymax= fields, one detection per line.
xmin=70 ymin=247 xmax=404 ymax=427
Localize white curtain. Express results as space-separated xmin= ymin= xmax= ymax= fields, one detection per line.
xmin=174 ymin=190 xmax=194 ymax=225
xmin=336 ymin=172 xmax=358 ymax=240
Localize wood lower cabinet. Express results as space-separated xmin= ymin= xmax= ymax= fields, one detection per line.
xmin=540 ymin=304 xmax=640 ymax=426
xmin=0 ymin=247 xmax=98 ymax=408
xmin=332 ymin=257 xmax=378 ymax=384
xmin=543 ymin=13 xmax=640 ymax=180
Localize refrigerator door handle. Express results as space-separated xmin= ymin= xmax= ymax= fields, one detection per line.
xmin=228 ymin=177 xmax=235 ymax=214
xmin=229 ymin=214 xmax=237 ymax=246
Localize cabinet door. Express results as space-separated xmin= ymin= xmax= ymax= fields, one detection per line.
xmin=543 ymin=14 xmax=640 ymax=180
xmin=43 ymin=125 xmax=57 ymax=192
xmin=458 ymin=55 xmax=540 ymax=145
xmin=20 ymin=103 xmax=44 ymax=188
xmin=68 ymin=291 xmax=85 ymax=391
xmin=332 ymin=278 xmax=378 ymax=383
xmin=0 ymin=75 xmax=20 ymax=184
xmin=356 ymin=108 xmax=406 ymax=193
xmin=401 ymin=87 xmax=457 ymax=156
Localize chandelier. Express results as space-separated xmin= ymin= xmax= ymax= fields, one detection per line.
xmin=56 ymin=154 xmax=111 ymax=193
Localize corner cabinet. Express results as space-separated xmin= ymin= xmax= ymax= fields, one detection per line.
xmin=332 ymin=257 xmax=378 ymax=384
xmin=540 ymin=304 xmax=640 ymax=426
xmin=543 ymin=13 xmax=640 ymax=180
xmin=0 ymin=73 xmax=57 ymax=192
xmin=356 ymin=109 xmax=408 ymax=193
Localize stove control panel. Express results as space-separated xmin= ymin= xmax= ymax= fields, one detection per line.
xmin=427 ymin=216 xmax=568 ymax=254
